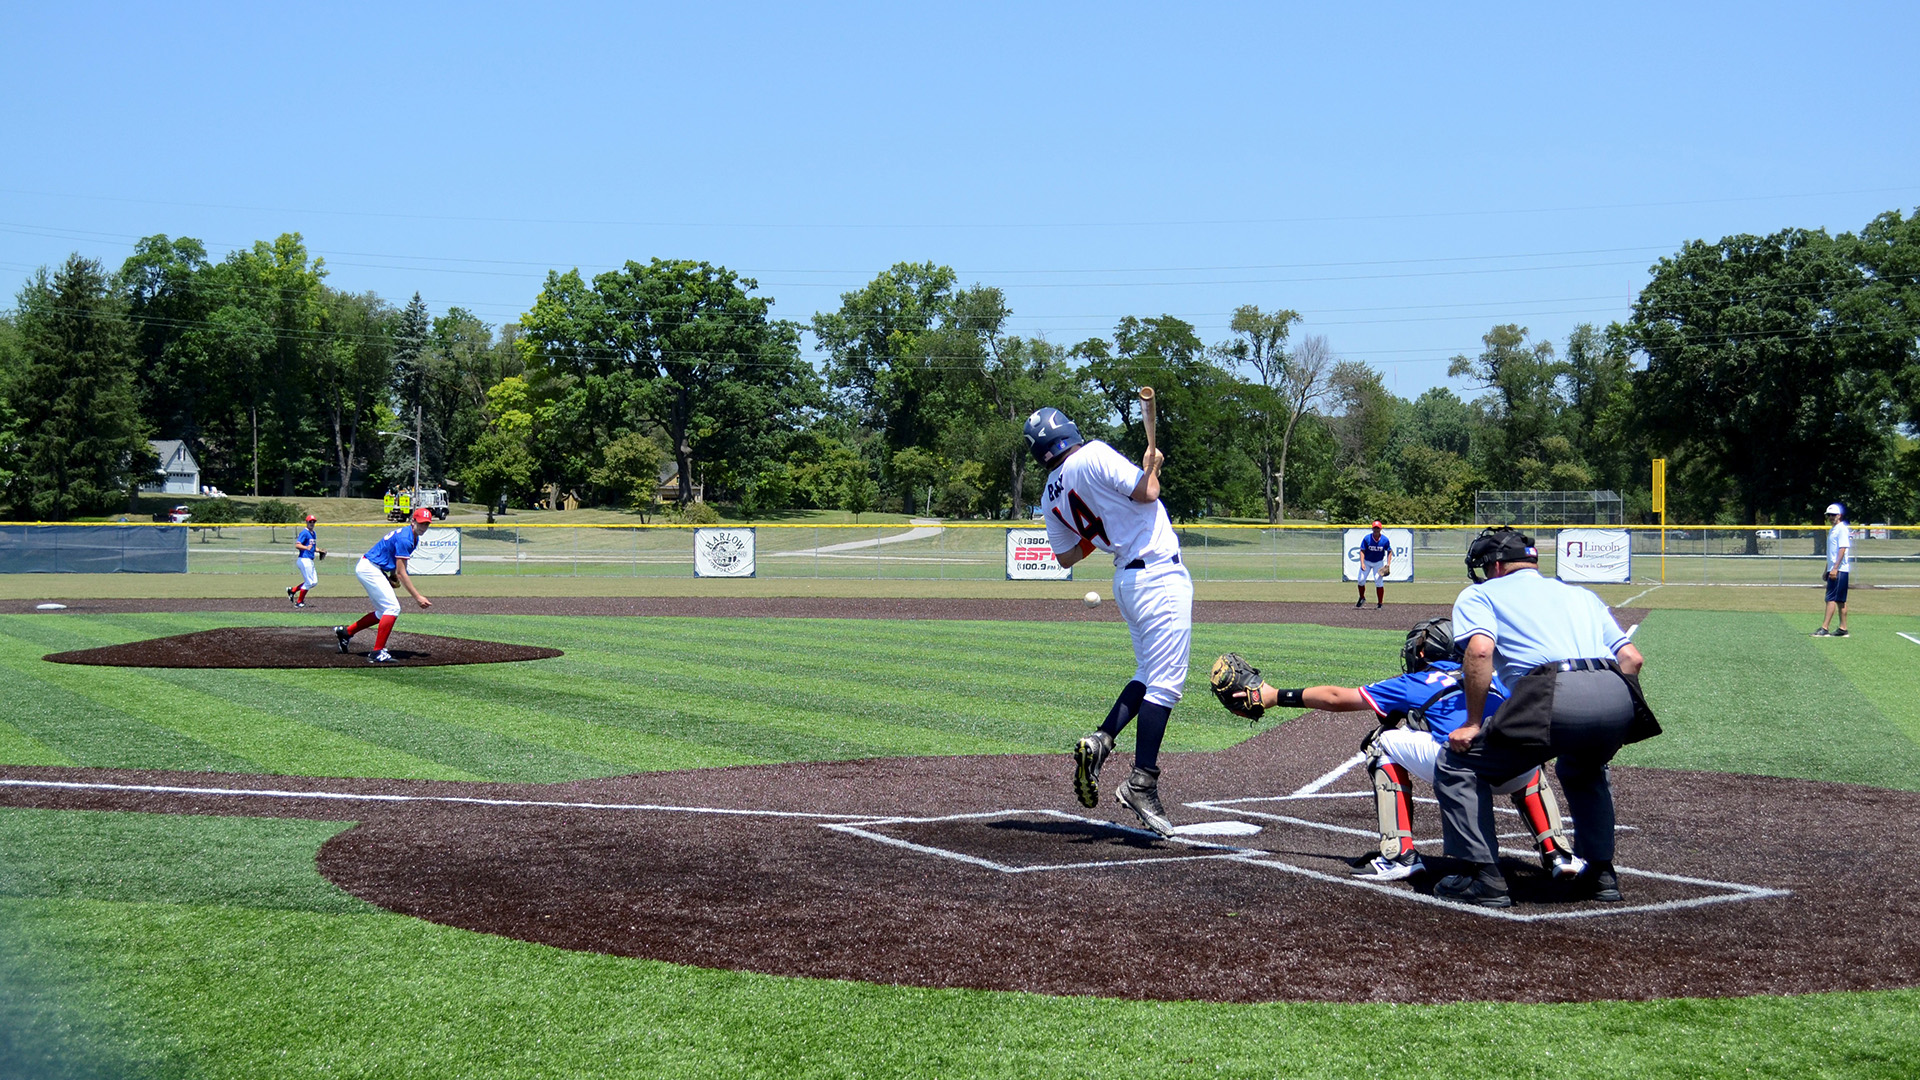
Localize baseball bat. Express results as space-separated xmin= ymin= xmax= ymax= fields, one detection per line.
xmin=1139 ymin=386 xmax=1157 ymax=460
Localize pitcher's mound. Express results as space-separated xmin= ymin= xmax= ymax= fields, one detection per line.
xmin=43 ymin=626 xmax=562 ymax=669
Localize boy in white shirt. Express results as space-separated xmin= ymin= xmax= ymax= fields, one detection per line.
xmin=1028 ymin=407 xmax=1192 ymax=837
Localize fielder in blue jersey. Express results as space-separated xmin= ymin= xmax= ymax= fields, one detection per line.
xmin=1215 ymin=618 xmax=1581 ymax=882
xmin=1356 ymin=520 xmax=1392 ymax=608
xmin=285 ymin=514 xmax=326 ymax=608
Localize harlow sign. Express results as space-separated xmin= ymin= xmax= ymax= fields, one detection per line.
xmin=1556 ymin=528 xmax=1630 ymax=584
xmin=693 ymin=528 xmax=757 ymax=577
xmin=1006 ymin=528 xmax=1071 ymax=580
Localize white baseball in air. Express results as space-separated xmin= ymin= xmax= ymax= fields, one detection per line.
xmin=1083 ymin=591 xmax=1101 ymax=607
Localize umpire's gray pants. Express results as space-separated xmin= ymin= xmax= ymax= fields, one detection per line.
xmin=1434 ymin=669 xmax=1635 ymax=866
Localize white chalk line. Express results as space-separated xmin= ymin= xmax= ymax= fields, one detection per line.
xmin=0 ymin=778 xmax=882 ymax=821
xmin=1617 ymin=584 xmax=1662 ymax=607
xmin=1292 ymin=752 xmax=1366 ymax=796
xmin=1897 ymin=632 xmax=1920 ymax=646
xmin=822 ymin=808 xmax=1266 ymax=874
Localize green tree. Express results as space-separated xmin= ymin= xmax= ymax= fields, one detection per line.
xmin=1215 ymin=305 xmax=1305 ymax=521
xmin=460 ymin=376 xmax=538 ymax=522
xmin=1627 ymin=227 xmax=1908 ymax=524
xmin=5 ymin=256 xmax=155 ymax=519
xmin=381 ymin=293 xmax=443 ymax=488
xmin=520 ymin=259 xmax=815 ymax=506
xmin=589 ymin=431 xmax=667 ymax=512
xmin=1448 ymin=324 xmax=1579 ymax=490
xmin=119 ymin=235 xmax=212 ymax=451
xmin=811 ymin=262 xmax=958 ymax=454
xmin=315 ymin=290 xmax=394 ymax=496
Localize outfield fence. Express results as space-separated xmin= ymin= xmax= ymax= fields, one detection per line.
xmin=4 ymin=521 xmax=1917 ymax=586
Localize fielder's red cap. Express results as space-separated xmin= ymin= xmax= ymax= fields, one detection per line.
xmin=305 ymin=514 xmax=316 ymax=523
xmin=1371 ymin=520 xmax=1383 ymax=528
xmin=411 ymin=508 xmax=433 ymax=524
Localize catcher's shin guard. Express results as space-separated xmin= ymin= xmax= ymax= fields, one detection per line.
xmin=1510 ymin=768 xmax=1571 ymax=858
xmin=1366 ymin=742 xmax=1416 ymax=859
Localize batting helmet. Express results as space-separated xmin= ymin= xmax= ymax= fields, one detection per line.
xmin=411 ymin=507 xmax=434 ymax=524
xmin=1401 ymin=617 xmax=1457 ymax=673
xmin=1464 ymin=525 xmax=1537 ymax=584
xmin=1023 ymin=407 xmax=1083 ymax=468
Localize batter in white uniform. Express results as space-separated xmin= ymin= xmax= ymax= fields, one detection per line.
xmin=1027 ymin=407 xmax=1192 ymax=836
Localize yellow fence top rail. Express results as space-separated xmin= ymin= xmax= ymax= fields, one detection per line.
xmin=6 ymin=520 xmax=1918 ymax=532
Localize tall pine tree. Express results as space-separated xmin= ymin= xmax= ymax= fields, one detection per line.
xmin=6 ymin=255 xmax=154 ymax=518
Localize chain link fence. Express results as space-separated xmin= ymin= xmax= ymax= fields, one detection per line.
xmin=13 ymin=521 xmax=1909 ymax=586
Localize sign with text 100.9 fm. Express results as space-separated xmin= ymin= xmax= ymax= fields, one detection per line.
xmin=1006 ymin=528 xmax=1071 ymax=580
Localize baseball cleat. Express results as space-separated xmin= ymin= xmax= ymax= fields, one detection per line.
xmin=1116 ymin=767 xmax=1174 ymax=837
xmin=1073 ymin=731 xmax=1113 ymax=809
xmin=1581 ymin=863 xmax=1623 ymax=903
xmin=286 ymin=586 xmax=297 ymax=604
xmin=1812 ymin=628 xmax=1831 ymax=637
xmin=1546 ymin=851 xmax=1588 ymax=881
xmin=367 ymin=649 xmax=394 ymax=664
xmin=294 ymin=601 xmax=306 ymax=609
xmin=333 ymin=626 xmax=351 ymax=653
xmin=1353 ymin=851 xmax=1425 ymax=881
xmin=1355 ymin=598 xmax=1365 ymax=608
xmin=1433 ymin=873 xmax=1513 ymax=909
xmin=1833 ymin=628 xmax=1849 ymax=637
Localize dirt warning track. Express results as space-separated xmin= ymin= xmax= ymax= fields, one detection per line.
xmin=0 ymin=710 xmax=1910 ymax=1004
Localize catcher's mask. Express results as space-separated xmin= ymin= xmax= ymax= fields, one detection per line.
xmin=1464 ymin=525 xmax=1538 ymax=583
xmin=1401 ymin=617 xmax=1457 ymax=673
xmin=1023 ymin=407 xmax=1083 ymax=469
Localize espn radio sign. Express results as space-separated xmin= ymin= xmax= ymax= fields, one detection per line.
xmin=1006 ymin=528 xmax=1071 ymax=580
xmin=1556 ymin=528 xmax=1630 ymax=584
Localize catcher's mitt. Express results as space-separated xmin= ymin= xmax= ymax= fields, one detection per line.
xmin=1210 ymin=652 xmax=1268 ymax=720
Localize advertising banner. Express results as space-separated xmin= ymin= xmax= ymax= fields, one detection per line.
xmin=693 ymin=527 xmax=757 ymax=578
xmin=1342 ymin=528 xmax=1413 ymax=582
xmin=1006 ymin=528 xmax=1071 ymax=580
xmin=407 ymin=528 xmax=462 ymax=575
xmin=1556 ymin=528 xmax=1630 ymax=584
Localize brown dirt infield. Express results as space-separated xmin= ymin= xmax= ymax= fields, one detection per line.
xmin=4 ymin=595 xmax=1647 ymax=633
xmin=0 ymin=710 xmax=1909 ymax=1005
xmin=41 ymin=626 xmax=562 ymax=668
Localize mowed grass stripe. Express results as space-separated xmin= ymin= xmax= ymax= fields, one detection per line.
xmin=1803 ymin=615 xmax=1920 ymax=747
xmin=0 ymin=721 xmax=68 ymax=767
xmin=301 ymin=666 xmax=764 ymax=775
xmin=5 ymin=656 xmax=464 ymax=780
xmin=0 ymin=651 xmax=261 ymax=772
xmin=1621 ymin=610 xmax=1920 ymax=790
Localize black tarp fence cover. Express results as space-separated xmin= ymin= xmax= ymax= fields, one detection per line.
xmin=0 ymin=525 xmax=188 ymax=573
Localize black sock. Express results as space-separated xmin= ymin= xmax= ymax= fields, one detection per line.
xmin=1132 ymin=701 xmax=1172 ymax=772
xmin=1099 ymin=681 xmax=1148 ymax=739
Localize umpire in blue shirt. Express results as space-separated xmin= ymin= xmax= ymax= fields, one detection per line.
xmin=1431 ymin=527 xmax=1660 ymax=908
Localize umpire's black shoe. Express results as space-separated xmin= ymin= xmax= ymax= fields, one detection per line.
xmin=1434 ymin=873 xmax=1513 ymax=909
xmin=1582 ymin=862 xmax=1623 ymax=903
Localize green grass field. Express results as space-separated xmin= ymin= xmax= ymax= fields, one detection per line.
xmin=1 ymin=609 xmax=1917 ymax=1078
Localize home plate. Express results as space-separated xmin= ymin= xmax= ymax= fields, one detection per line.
xmin=1173 ymin=820 xmax=1262 ymax=837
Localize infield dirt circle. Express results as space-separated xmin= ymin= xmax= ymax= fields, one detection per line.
xmin=7 ymin=598 xmax=1916 ymax=1004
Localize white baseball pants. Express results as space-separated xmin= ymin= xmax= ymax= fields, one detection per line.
xmin=1113 ymin=559 xmax=1193 ymax=707
xmin=354 ymin=557 xmax=401 ymax=617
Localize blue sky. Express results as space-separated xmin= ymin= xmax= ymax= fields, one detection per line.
xmin=3 ymin=2 xmax=1915 ymax=397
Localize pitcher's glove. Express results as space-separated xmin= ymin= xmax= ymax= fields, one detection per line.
xmin=384 ymin=567 xmax=399 ymax=586
xmin=1210 ymin=653 xmax=1269 ymax=721
xmin=316 ymin=549 xmax=327 ymax=560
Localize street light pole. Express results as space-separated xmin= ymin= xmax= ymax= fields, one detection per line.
xmin=413 ymin=403 xmax=422 ymax=497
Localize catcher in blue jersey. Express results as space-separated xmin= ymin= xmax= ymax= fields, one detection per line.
xmin=1210 ymin=618 xmax=1582 ymax=881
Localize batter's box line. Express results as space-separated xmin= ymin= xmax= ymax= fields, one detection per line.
xmin=821 ymin=808 xmax=1274 ymax=875
xmin=1190 ymin=793 xmax=1642 ymax=834
xmin=1183 ymin=798 xmax=1790 ymax=922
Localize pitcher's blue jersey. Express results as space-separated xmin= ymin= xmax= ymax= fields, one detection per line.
xmin=364 ymin=526 xmax=420 ymax=572
xmin=1357 ymin=660 xmax=1508 ymax=740
xmin=295 ymin=527 xmax=317 ymax=560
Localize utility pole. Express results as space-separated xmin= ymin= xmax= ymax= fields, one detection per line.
xmin=413 ymin=402 xmax=423 ymax=496
xmin=251 ymin=407 xmax=259 ymax=497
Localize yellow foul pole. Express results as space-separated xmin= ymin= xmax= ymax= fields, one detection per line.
xmin=1651 ymin=458 xmax=1667 ymax=584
